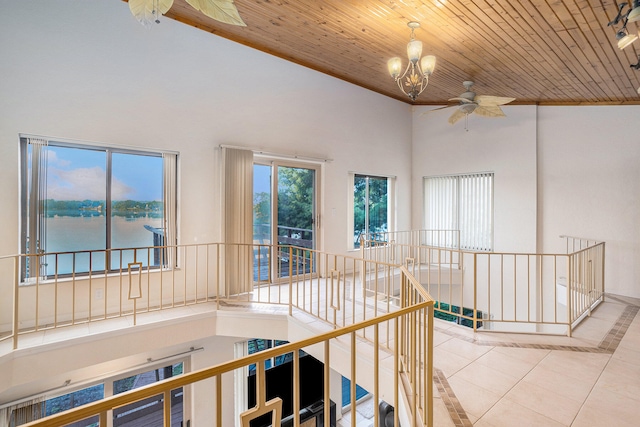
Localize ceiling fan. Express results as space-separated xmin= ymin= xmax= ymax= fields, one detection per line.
xmin=128 ymin=0 xmax=245 ymax=28
xmin=425 ymin=81 xmax=515 ymax=127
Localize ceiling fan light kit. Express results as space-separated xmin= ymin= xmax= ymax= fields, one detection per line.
xmin=387 ymin=21 xmax=436 ymax=102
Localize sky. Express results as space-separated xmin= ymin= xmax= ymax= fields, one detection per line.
xmin=43 ymin=146 xmax=162 ymax=201
xmin=254 ymin=164 xmax=271 ymax=194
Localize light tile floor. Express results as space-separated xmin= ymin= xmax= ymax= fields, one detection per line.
xmin=334 ymin=294 xmax=640 ymax=426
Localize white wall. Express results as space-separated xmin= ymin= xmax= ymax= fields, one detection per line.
xmin=412 ymin=104 xmax=640 ymax=298
xmin=411 ymin=105 xmax=539 ymax=253
xmin=537 ymin=106 xmax=640 ymax=298
xmin=0 ymin=0 xmax=412 ymax=262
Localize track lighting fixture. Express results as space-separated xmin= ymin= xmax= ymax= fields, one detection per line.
xmin=609 ymin=2 xmax=640 ymax=56
xmin=617 ymin=28 xmax=638 ymax=49
xmin=628 ymin=0 xmax=640 ymax=22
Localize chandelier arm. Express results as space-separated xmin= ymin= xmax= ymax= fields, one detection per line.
xmin=392 ymin=56 xmax=431 ymax=101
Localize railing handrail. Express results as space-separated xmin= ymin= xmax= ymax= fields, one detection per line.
xmin=20 ymin=299 xmax=431 ymax=427
xmin=360 ymin=238 xmax=604 ymax=258
xmin=4 ymin=243 xmax=435 ymax=427
xmin=360 ymin=231 xmax=605 ymax=337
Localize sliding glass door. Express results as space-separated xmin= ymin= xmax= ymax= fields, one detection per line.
xmin=253 ymin=161 xmax=319 ymax=281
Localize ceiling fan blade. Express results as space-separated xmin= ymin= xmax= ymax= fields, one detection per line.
xmin=448 ymin=109 xmax=467 ymax=124
xmin=420 ymin=105 xmax=455 ymax=116
xmin=186 ymin=0 xmax=246 ymax=26
xmin=474 ymin=105 xmax=506 ymax=118
xmin=475 ymin=95 xmax=516 ymax=107
xmin=129 ymin=0 xmax=174 ymax=27
xmin=448 ymin=97 xmax=475 ymax=104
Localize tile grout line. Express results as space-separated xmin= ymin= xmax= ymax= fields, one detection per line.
xmin=433 ymin=303 xmax=639 ymax=355
xmin=433 ymin=367 xmax=473 ymax=427
xmin=432 ymin=302 xmax=639 ymax=427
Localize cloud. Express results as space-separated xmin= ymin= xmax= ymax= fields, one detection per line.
xmin=47 ymin=166 xmax=135 ymax=200
xmin=47 ymin=150 xmax=71 ymax=168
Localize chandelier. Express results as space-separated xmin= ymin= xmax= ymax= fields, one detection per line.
xmin=387 ymin=22 xmax=436 ymax=101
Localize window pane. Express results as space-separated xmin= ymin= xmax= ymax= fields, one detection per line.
xmin=43 ymin=146 xmax=107 ymax=276
xmin=21 ymin=138 xmax=170 ymax=279
xmin=353 ymin=175 xmax=388 ymax=248
xmin=353 ymin=176 xmax=367 ymax=247
xmin=110 ymin=153 xmax=163 ymax=270
xmin=277 ymin=166 xmax=315 ymax=277
xmin=367 ymin=176 xmax=388 ymax=235
xmin=44 ymin=384 xmax=104 ymax=426
xmin=253 ymin=164 xmax=271 ymax=281
xmin=113 ymin=363 xmax=183 ymax=427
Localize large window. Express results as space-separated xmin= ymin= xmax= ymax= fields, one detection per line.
xmin=424 ymin=173 xmax=493 ymax=251
xmin=352 ymin=174 xmax=390 ymax=248
xmin=1 ymin=362 xmax=185 ymax=427
xmin=20 ymin=137 xmax=177 ymax=279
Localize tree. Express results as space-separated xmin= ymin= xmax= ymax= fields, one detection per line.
xmin=354 ymin=175 xmax=388 ymax=246
xmin=277 ymin=167 xmax=314 ymax=235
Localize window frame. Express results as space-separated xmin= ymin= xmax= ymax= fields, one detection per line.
xmin=19 ymin=135 xmax=177 ymax=281
xmin=423 ymin=172 xmax=494 ymax=251
xmin=349 ymin=173 xmax=394 ymax=249
xmin=3 ymin=358 xmax=189 ymax=427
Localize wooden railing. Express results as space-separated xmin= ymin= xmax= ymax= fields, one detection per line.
xmin=361 ymin=231 xmax=605 ymax=336
xmin=0 ymin=244 xmax=435 ymax=427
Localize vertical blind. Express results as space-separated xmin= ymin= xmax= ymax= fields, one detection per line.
xmin=163 ymin=152 xmax=178 ymax=268
xmin=222 ymin=147 xmax=254 ymax=295
xmin=0 ymin=397 xmax=45 ymax=427
xmin=424 ymin=173 xmax=493 ymax=251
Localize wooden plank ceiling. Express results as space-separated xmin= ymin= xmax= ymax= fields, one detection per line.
xmin=148 ymin=0 xmax=640 ymax=105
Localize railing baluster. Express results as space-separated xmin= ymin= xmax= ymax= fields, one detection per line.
xmin=324 ymin=340 xmax=330 ymax=427
xmin=163 ymin=389 xmax=171 ymax=427
xmin=13 ymin=256 xmax=19 ymax=350
xmin=216 ymin=375 xmax=222 ymax=427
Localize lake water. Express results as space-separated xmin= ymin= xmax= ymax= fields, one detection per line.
xmin=41 ymin=213 xmax=163 ymax=276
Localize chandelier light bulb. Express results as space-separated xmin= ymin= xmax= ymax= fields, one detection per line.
xmin=407 ymin=40 xmax=423 ymax=62
xmin=420 ymin=55 xmax=436 ymax=76
xmin=387 ymin=57 xmax=402 ymax=78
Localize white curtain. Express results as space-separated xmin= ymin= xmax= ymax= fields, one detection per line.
xmin=163 ymin=152 xmax=178 ymax=268
xmin=424 ymin=175 xmax=458 ymax=231
xmin=0 ymin=397 xmax=45 ymax=427
xmin=26 ymin=138 xmax=48 ymax=279
xmin=424 ymin=173 xmax=493 ymax=251
xmin=458 ymin=173 xmax=493 ymax=251
xmin=222 ymin=147 xmax=254 ymax=296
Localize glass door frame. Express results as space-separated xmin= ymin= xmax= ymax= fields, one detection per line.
xmin=253 ymin=157 xmax=322 ymax=283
